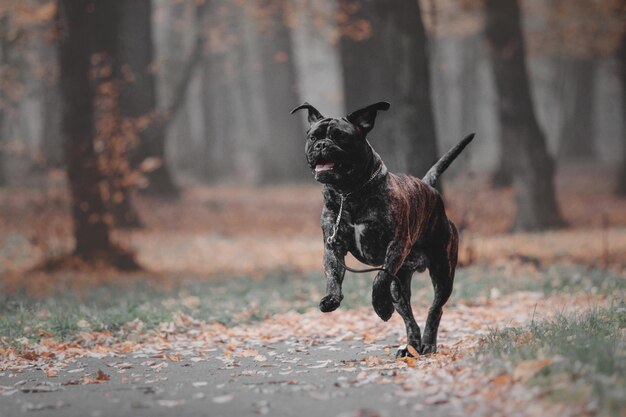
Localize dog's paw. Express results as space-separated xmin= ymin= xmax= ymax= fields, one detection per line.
xmin=419 ymin=343 xmax=437 ymax=354
xmin=372 ymin=278 xmax=394 ymax=321
xmin=319 ymin=294 xmax=342 ymax=313
xmin=395 ymin=343 xmax=420 ymax=358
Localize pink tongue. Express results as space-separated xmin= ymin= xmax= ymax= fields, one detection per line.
xmin=315 ymin=162 xmax=335 ymax=172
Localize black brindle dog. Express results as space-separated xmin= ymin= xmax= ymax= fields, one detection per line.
xmin=292 ymin=101 xmax=474 ymax=357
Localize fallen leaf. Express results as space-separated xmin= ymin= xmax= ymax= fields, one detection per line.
xmin=116 ymin=362 xmax=133 ymax=369
xmin=96 ymin=369 xmax=110 ymax=381
xmin=21 ymin=351 xmax=39 ymax=361
xmin=396 ymin=357 xmax=417 ymax=368
xmin=308 ymin=360 xmax=332 ymax=369
xmin=407 ymin=345 xmax=420 ymax=358
xmin=212 ymin=394 xmax=234 ymax=404
xmin=157 ymin=399 xmax=186 ymax=407
xmin=491 ymin=374 xmax=513 ymax=387
xmin=240 ymin=349 xmax=259 ymax=358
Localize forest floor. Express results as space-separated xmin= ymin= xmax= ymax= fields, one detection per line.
xmin=0 ymin=166 xmax=625 ymax=416
xmin=0 ymin=266 xmax=624 ymax=417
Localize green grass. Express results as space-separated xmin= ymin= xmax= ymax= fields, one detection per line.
xmin=0 ymin=263 xmax=624 ymax=350
xmin=479 ymin=306 xmax=626 ymax=416
xmin=451 ymin=263 xmax=626 ymax=301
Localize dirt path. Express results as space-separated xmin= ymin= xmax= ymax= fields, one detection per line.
xmin=0 ymin=291 xmax=608 ymax=417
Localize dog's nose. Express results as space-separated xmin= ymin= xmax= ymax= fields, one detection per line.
xmin=314 ymin=141 xmax=328 ymax=152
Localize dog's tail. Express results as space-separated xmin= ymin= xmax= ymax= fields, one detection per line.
xmin=422 ymin=133 xmax=475 ymax=187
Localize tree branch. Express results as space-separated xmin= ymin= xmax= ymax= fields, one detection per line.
xmin=162 ymin=1 xmax=209 ymax=126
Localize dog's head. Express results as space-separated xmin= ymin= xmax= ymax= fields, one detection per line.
xmin=291 ymin=101 xmax=389 ymax=186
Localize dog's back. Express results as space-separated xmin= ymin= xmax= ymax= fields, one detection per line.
xmin=387 ymin=173 xmax=448 ymax=245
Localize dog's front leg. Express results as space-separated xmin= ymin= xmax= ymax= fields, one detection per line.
xmin=372 ymin=241 xmax=410 ymax=321
xmin=319 ymin=247 xmax=346 ymax=312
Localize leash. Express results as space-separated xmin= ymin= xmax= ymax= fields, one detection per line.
xmin=336 ymin=257 xmax=408 ymax=305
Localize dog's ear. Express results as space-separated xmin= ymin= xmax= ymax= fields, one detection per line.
xmin=291 ymin=102 xmax=324 ymax=125
xmin=346 ymin=101 xmax=390 ymax=135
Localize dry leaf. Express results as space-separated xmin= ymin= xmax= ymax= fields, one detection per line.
xmin=82 ymin=369 xmax=111 ymax=384
xmin=212 ymin=394 xmax=234 ymax=404
xmin=397 ymin=356 xmax=417 ymax=367
xmin=491 ymin=374 xmax=513 ymax=387
xmin=139 ymin=157 xmax=163 ymax=173
xmin=407 ymin=345 xmax=420 ymax=358
xmin=240 ymin=349 xmax=259 ymax=358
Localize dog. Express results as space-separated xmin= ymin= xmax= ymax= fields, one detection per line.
xmin=291 ymin=101 xmax=474 ymax=357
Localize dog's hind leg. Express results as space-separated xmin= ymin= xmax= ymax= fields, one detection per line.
xmin=392 ymin=267 xmax=422 ymax=358
xmin=421 ymin=222 xmax=458 ymax=354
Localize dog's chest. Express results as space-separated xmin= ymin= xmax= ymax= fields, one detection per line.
xmin=349 ymin=223 xmax=367 ymax=256
xmin=343 ymin=218 xmax=390 ymax=265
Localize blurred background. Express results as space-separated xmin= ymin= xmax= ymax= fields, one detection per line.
xmin=0 ymin=0 xmax=625 ymax=291
xmin=1 ymin=3 xmax=625 ymax=414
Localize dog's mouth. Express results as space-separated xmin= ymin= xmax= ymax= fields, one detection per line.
xmin=314 ymin=159 xmax=336 ymax=172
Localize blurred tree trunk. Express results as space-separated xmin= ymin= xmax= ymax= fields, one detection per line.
xmin=257 ymin=0 xmax=307 ymax=181
xmin=339 ymin=0 xmax=439 ymax=179
xmin=557 ymin=58 xmax=596 ymax=161
xmin=200 ymin=59 xmax=219 ymax=180
xmin=491 ymin=147 xmax=514 ymax=187
xmin=461 ymin=36 xmax=480 ymax=142
xmin=80 ymin=0 xmax=142 ymax=230
xmin=201 ymin=13 xmax=235 ymax=181
xmin=122 ymin=0 xmax=179 ymax=198
xmin=111 ymin=0 xmax=161 ymax=226
xmin=199 ymin=2 xmax=227 ymax=181
xmin=617 ymin=32 xmax=626 ymax=196
xmin=0 ymin=15 xmax=8 ymax=186
xmin=201 ymin=1 xmax=266 ymax=183
xmin=39 ymin=33 xmax=64 ymax=169
xmin=57 ymin=0 xmax=113 ymax=258
xmin=41 ymin=83 xmax=64 ymax=168
xmin=485 ymin=0 xmax=565 ymax=231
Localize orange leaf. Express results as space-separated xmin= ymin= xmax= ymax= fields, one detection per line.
xmin=21 ymin=351 xmax=39 ymax=361
xmin=95 ymin=369 xmax=110 ymax=382
xmin=407 ymin=345 xmax=420 ymax=358
xmin=491 ymin=374 xmax=513 ymax=387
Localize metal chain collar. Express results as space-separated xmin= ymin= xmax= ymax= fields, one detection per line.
xmin=326 ymin=163 xmax=383 ymax=245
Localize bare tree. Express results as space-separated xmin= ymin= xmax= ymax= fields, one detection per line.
xmin=38 ymin=30 xmax=64 ymax=169
xmin=557 ymin=58 xmax=596 ymax=161
xmin=485 ymin=0 xmax=565 ymax=231
xmin=58 ymin=0 xmax=112 ymax=258
xmin=93 ymin=0 xmax=143 ymax=229
xmin=0 ymin=15 xmax=8 ymax=186
xmin=339 ymin=0 xmax=439 ymax=178
xmin=57 ymin=0 xmax=138 ymax=267
xmin=617 ymin=31 xmax=626 ymax=196
xmin=121 ymin=0 xmax=179 ymax=198
xmin=257 ymin=0 xmax=307 ymax=181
